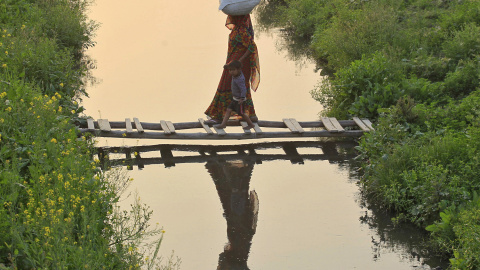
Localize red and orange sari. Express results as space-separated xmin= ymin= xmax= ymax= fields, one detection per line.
xmin=205 ymin=15 xmax=260 ymax=121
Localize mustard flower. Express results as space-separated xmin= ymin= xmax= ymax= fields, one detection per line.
xmin=2 ymin=64 xmax=6 ymax=68
xmin=51 ymin=138 xmax=57 ymax=143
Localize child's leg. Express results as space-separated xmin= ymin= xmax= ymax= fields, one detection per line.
xmin=216 ymin=108 xmax=232 ymax=129
xmin=242 ymin=113 xmax=255 ymax=129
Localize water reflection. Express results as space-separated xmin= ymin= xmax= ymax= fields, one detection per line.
xmin=253 ymin=0 xmax=332 ymax=75
xmin=358 ymin=200 xmax=449 ymax=269
xmin=206 ymin=160 xmax=259 ymax=270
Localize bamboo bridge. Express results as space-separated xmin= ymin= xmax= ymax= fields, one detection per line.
xmin=78 ymin=117 xmax=374 ymax=140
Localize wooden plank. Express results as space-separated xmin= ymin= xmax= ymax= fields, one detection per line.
xmin=213 ymin=125 xmax=227 ymax=136
xmin=328 ymin=117 xmax=344 ymax=132
xmin=240 ymin=122 xmax=252 ymax=135
xmin=79 ymin=128 xmax=365 ymax=139
xmin=133 ymin=117 xmax=144 ymax=133
xmin=321 ymin=117 xmax=338 ymax=132
xmin=283 ymin=118 xmax=299 ymax=133
xmin=198 ymin=118 xmax=214 ymax=134
xmin=97 ymin=119 xmax=111 ymax=132
xmin=253 ymin=123 xmax=263 ymax=134
xmin=362 ymin=119 xmax=375 ymax=131
xmin=160 ymin=120 xmax=172 ymax=135
xmin=87 ymin=118 xmax=95 ymax=131
xmin=166 ymin=121 xmax=176 ymax=134
xmin=353 ymin=117 xmax=370 ymax=132
xmin=289 ymin=118 xmax=304 ymax=133
xmin=125 ymin=118 xmax=133 ymax=133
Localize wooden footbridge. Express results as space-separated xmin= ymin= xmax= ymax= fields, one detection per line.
xmin=96 ymin=141 xmax=358 ymax=169
xmin=78 ymin=117 xmax=374 ymax=140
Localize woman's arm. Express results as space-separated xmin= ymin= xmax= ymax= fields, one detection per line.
xmin=239 ymin=49 xmax=251 ymax=63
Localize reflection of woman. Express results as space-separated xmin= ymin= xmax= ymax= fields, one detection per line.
xmin=205 ymin=15 xmax=260 ymax=123
xmin=205 ymin=160 xmax=259 ymax=270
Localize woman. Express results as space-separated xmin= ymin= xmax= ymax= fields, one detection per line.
xmin=205 ymin=14 xmax=260 ymax=123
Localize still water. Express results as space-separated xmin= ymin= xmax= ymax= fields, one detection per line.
xmin=83 ymin=1 xmax=446 ymax=269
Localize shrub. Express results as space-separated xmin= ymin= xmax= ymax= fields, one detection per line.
xmin=313 ymin=1 xmax=400 ymax=69
xmin=312 ymin=52 xmax=405 ymax=118
xmin=442 ymin=59 xmax=480 ymax=98
xmin=442 ymin=23 xmax=480 ymax=64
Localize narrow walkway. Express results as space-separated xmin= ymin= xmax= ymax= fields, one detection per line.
xmin=78 ymin=117 xmax=374 ymax=140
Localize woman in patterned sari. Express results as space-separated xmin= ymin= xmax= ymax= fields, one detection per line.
xmin=205 ymin=14 xmax=260 ymax=123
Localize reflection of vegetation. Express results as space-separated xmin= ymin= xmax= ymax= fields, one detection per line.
xmin=358 ymin=200 xmax=449 ymax=269
xmin=254 ymin=0 xmax=318 ymax=70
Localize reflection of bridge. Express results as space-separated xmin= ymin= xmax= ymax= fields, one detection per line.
xmin=80 ymin=117 xmax=374 ymax=140
xmin=96 ymin=141 xmax=358 ymax=169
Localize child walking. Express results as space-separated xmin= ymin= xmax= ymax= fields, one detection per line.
xmin=215 ymin=60 xmax=256 ymax=130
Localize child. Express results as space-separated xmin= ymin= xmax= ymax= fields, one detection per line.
xmin=215 ymin=60 xmax=256 ymax=130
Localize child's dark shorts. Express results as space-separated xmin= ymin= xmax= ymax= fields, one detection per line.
xmin=228 ymin=100 xmax=245 ymax=115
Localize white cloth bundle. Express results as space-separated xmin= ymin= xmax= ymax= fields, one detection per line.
xmin=219 ymin=0 xmax=261 ymax=16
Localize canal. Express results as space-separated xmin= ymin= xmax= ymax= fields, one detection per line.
xmin=83 ymin=1 xmax=447 ymax=269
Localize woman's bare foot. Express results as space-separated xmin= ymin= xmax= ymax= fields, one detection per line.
xmin=245 ymin=124 xmax=255 ymax=129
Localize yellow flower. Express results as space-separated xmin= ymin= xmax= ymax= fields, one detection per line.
xmin=59 ymin=83 xmax=64 ymax=88
xmin=122 ymin=133 xmax=126 ymax=137
xmin=51 ymin=138 xmax=57 ymax=143
xmin=1 ymin=64 xmax=6 ymax=68
xmin=5 ymin=107 xmax=12 ymax=112
xmin=0 ymin=92 xmax=6 ymax=98
xmin=0 ymin=119 xmax=4 ymax=123
xmin=58 ymin=106 xmax=62 ymax=112
xmin=4 ymin=51 xmax=7 ymax=55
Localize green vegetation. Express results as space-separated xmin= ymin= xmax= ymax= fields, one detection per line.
xmin=1 ymin=0 xmax=179 ymax=269
xmin=256 ymin=0 xmax=480 ymax=268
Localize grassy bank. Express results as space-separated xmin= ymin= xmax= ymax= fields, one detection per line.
xmin=256 ymin=0 xmax=480 ymax=268
xmin=0 ymin=0 xmax=178 ymax=269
